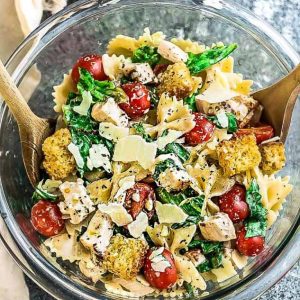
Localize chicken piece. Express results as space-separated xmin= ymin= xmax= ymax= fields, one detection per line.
xmin=259 ymin=142 xmax=286 ymax=175
xmin=199 ymin=212 xmax=236 ymax=241
xmin=91 ymin=98 xmax=128 ymax=127
xmin=157 ymin=167 xmax=191 ymax=192
xmin=86 ymin=178 xmax=112 ymax=204
xmin=80 ymin=211 xmax=113 ymax=257
xmin=184 ymin=249 xmax=206 ymax=267
xmin=42 ymin=128 xmax=76 ymax=180
xmin=102 ymin=234 xmax=148 ymax=280
xmin=217 ymin=134 xmax=261 ymax=176
xmin=58 ymin=179 xmax=95 ymax=224
xmin=157 ymin=40 xmax=188 ymax=63
xmin=157 ymin=62 xmax=200 ymax=99
xmin=123 ymin=62 xmax=156 ymax=84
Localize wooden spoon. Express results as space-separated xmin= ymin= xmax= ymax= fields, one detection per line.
xmin=251 ymin=64 xmax=300 ymax=143
xmin=0 ymin=60 xmax=55 ymax=187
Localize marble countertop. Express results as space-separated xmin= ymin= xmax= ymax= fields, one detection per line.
xmin=2 ymin=0 xmax=299 ymax=299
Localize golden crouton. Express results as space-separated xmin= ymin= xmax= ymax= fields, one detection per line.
xmin=157 ymin=62 xmax=199 ymax=99
xmin=103 ymin=234 xmax=148 ymax=280
xmin=86 ymin=178 xmax=112 ymax=204
xmin=259 ymin=142 xmax=286 ymax=175
xmin=42 ymin=128 xmax=76 ymax=180
xmin=217 ymin=134 xmax=261 ymax=176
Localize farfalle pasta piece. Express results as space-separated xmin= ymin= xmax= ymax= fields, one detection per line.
xmin=170 ymin=225 xmax=196 ymax=253
xmin=171 ymin=38 xmax=206 ymax=54
xmin=102 ymin=54 xmax=131 ymax=80
xmin=254 ymin=167 xmax=293 ymax=226
xmin=53 ymin=71 xmax=76 ymax=113
xmin=136 ymin=27 xmax=166 ymax=48
xmin=210 ymin=255 xmax=237 ymax=283
xmin=79 ymin=255 xmax=107 ymax=283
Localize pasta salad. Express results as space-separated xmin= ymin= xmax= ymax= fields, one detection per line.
xmin=30 ymin=28 xmax=293 ymax=297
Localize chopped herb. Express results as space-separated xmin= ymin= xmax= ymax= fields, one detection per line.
xmin=132 ymin=45 xmax=161 ymax=66
xmin=186 ymin=43 xmax=238 ymax=75
xmin=245 ymin=179 xmax=267 ymax=238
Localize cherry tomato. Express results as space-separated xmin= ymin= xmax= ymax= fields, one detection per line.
xmin=153 ymin=64 xmax=168 ymax=76
xmin=124 ymin=183 xmax=155 ymax=219
xmin=119 ymin=83 xmax=151 ymax=119
xmin=16 ymin=214 xmax=39 ymax=247
xmin=71 ymin=54 xmax=107 ymax=84
xmin=236 ymin=125 xmax=274 ymax=144
xmin=236 ymin=226 xmax=265 ymax=256
xmin=144 ymin=248 xmax=177 ymax=289
xmin=184 ymin=113 xmax=215 ymax=146
xmin=31 ymin=200 xmax=64 ymax=237
xmin=219 ymin=185 xmax=249 ymax=223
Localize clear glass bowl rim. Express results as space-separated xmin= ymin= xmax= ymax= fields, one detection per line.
xmin=0 ymin=0 xmax=299 ymax=299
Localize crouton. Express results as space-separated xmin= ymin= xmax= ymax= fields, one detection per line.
xmin=91 ymin=98 xmax=128 ymax=127
xmin=86 ymin=178 xmax=112 ymax=204
xmin=217 ymin=134 xmax=261 ymax=176
xmin=42 ymin=128 xmax=76 ymax=180
xmin=103 ymin=234 xmax=148 ymax=280
xmin=157 ymin=62 xmax=200 ymax=99
xmin=259 ymin=142 xmax=286 ymax=175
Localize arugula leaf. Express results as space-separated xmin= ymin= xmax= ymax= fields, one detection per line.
xmin=207 ymin=112 xmax=238 ymax=133
xmin=132 ymin=122 xmax=153 ymax=142
xmin=153 ymin=159 xmax=178 ymax=181
xmin=132 ymin=45 xmax=161 ymax=66
xmin=32 ymin=181 xmax=57 ymax=202
xmin=157 ymin=142 xmax=190 ymax=162
xmin=245 ymin=180 xmax=267 ymax=238
xmin=183 ymin=93 xmax=197 ymax=112
xmin=77 ymin=68 xmax=127 ymax=102
xmin=186 ymin=43 xmax=238 ymax=75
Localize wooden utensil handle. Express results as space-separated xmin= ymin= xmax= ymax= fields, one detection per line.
xmin=0 ymin=59 xmax=37 ymax=126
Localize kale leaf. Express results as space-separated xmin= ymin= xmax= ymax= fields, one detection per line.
xmin=132 ymin=45 xmax=161 ymax=66
xmin=132 ymin=122 xmax=153 ymax=142
xmin=157 ymin=142 xmax=190 ymax=162
xmin=245 ymin=179 xmax=267 ymax=238
xmin=186 ymin=43 xmax=238 ymax=75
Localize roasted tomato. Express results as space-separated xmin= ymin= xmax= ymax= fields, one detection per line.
xmin=236 ymin=124 xmax=274 ymax=144
xmin=124 ymin=183 xmax=155 ymax=219
xmin=119 ymin=82 xmax=151 ymax=119
xmin=71 ymin=54 xmax=107 ymax=84
xmin=144 ymin=247 xmax=177 ymax=289
xmin=184 ymin=113 xmax=215 ymax=146
xmin=219 ymin=185 xmax=249 ymax=223
xmin=236 ymin=226 xmax=265 ymax=256
xmin=31 ymin=200 xmax=64 ymax=237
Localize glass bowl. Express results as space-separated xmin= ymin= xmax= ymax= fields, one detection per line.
xmin=0 ymin=0 xmax=299 ymax=299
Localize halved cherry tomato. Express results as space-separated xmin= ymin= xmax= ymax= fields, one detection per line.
xmin=119 ymin=82 xmax=151 ymax=119
xmin=71 ymin=54 xmax=107 ymax=84
xmin=31 ymin=200 xmax=64 ymax=237
xmin=144 ymin=248 xmax=177 ymax=289
xmin=124 ymin=183 xmax=155 ymax=219
xmin=153 ymin=64 xmax=168 ymax=76
xmin=236 ymin=125 xmax=274 ymax=144
xmin=184 ymin=113 xmax=215 ymax=146
xmin=236 ymin=226 xmax=265 ymax=256
xmin=219 ymin=185 xmax=249 ymax=223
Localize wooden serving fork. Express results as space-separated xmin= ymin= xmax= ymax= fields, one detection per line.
xmin=0 ymin=60 xmax=55 ymax=187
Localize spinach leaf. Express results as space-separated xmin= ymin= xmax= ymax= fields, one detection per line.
xmin=132 ymin=122 xmax=153 ymax=142
xmin=245 ymin=180 xmax=267 ymax=238
xmin=77 ymin=68 xmax=127 ymax=102
xmin=132 ymin=45 xmax=161 ymax=66
xmin=153 ymin=159 xmax=177 ymax=181
xmin=183 ymin=93 xmax=197 ymax=112
xmin=188 ymin=240 xmax=223 ymax=254
xmin=32 ymin=181 xmax=57 ymax=202
xmin=157 ymin=142 xmax=190 ymax=162
xmin=186 ymin=43 xmax=238 ymax=75
xmin=207 ymin=112 xmax=238 ymax=133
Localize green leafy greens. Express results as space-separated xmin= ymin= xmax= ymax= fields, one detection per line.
xmin=132 ymin=122 xmax=153 ymax=142
xmin=183 ymin=92 xmax=198 ymax=112
xmin=186 ymin=43 xmax=238 ymax=75
xmin=207 ymin=112 xmax=238 ymax=133
xmin=153 ymin=159 xmax=177 ymax=181
xmin=32 ymin=180 xmax=57 ymax=202
xmin=188 ymin=239 xmax=224 ymax=272
xmin=132 ymin=45 xmax=161 ymax=66
xmin=157 ymin=142 xmax=190 ymax=162
xmin=245 ymin=179 xmax=267 ymax=238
